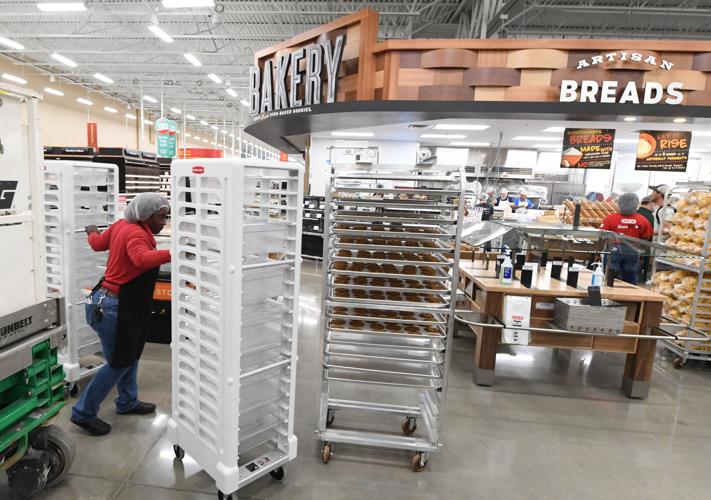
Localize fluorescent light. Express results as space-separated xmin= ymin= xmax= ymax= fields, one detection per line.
xmin=202 ymin=138 xmax=208 ymax=143
xmin=186 ymin=114 xmax=195 ymax=120
xmin=93 ymin=73 xmax=113 ymax=84
xmin=51 ymin=52 xmax=77 ymax=68
xmin=37 ymin=2 xmax=86 ymax=12
xmin=143 ymin=95 xmax=157 ymax=103
xmin=43 ymin=87 xmax=64 ymax=96
xmin=210 ymin=125 xmax=219 ymax=130
xmin=228 ymin=133 xmax=234 ymax=138
xmin=200 ymin=120 xmax=208 ymax=126
xmin=221 ymin=129 xmax=227 ymax=134
xmin=162 ymin=0 xmax=214 ymax=8
xmin=450 ymin=141 xmax=491 ymax=147
xmin=331 ymin=131 xmax=374 ymax=137
xmin=207 ymin=73 xmax=222 ymax=84
xmin=184 ymin=133 xmax=191 ymax=138
xmin=433 ymin=123 xmax=489 ymax=131
xmin=624 ymin=116 xmax=636 ymax=122
xmin=240 ymin=99 xmax=249 ymax=107
xmin=226 ymin=88 xmax=237 ymax=97
xmin=512 ymin=136 xmax=561 ymax=142
xmin=125 ymin=113 xmax=136 ymax=120
xmin=0 ymin=36 xmax=24 ymax=51
xmin=673 ymin=118 xmax=687 ymax=124
xmin=183 ymin=53 xmax=202 ymax=66
xmin=420 ymin=134 xmax=466 ymax=139
xmin=103 ymin=106 xmax=118 ymax=113
xmin=616 ymin=139 xmax=639 ymax=144
xmin=2 ymin=73 xmax=27 ymax=85
xmin=692 ymin=130 xmax=711 ymax=137
xmin=144 ymin=119 xmax=154 ymax=125
xmin=542 ymin=126 xmax=565 ymax=133
xmin=76 ymin=97 xmax=93 ymax=106
xmin=148 ymin=24 xmax=173 ymax=44
xmin=170 ymin=107 xmax=182 ymax=114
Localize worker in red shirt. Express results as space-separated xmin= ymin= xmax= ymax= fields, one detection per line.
xmin=71 ymin=193 xmax=171 ymax=436
xmin=600 ymin=192 xmax=653 ymax=285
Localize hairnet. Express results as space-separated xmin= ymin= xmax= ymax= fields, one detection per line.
xmin=618 ymin=192 xmax=639 ymax=215
xmin=124 ymin=193 xmax=169 ymax=222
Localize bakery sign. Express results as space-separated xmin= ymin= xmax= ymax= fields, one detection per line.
xmin=560 ymin=51 xmax=683 ymax=105
xmin=249 ymin=34 xmax=345 ymax=117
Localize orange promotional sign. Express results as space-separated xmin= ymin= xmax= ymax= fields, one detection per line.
xmin=153 ymin=281 xmax=171 ymax=301
xmin=87 ymin=122 xmax=98 ymax=150
xmin=279 ymin=151 xmax=289 ymax=161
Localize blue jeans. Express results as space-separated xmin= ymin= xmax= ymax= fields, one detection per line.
xmin=609 ymin=247 xmax=640 ymax=285
xmin=71 ymin=292 xmax=140 ymax=422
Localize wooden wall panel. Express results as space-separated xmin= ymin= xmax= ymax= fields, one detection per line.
xmin=599 ymin=51 xmax=660 ymax=71
xmin=686 ymin=90 xmax=711 ymax=105
xmin=660 ymin=53 xmax=694 ymax=70
xmin=519 ymin=69 xmax=553 ymax=87
xmin=464 ymin=68 xmax=520 ymax=87
xmin=420 ymin=48 xmax=477 ymax=69
xmin=397 ymin=68 xmax=435 ymax=87
xmin=398 ymin=51 xmax=422 ymax=68
xmin=476 ymin=50 xmax=508 ymax=67
xmin=433 ymin=69 xmax=465 ymax=86
xmin=504 ymin=86 xmax=560 ymax=101
xmin=374 ymin=70 xmax=384 ymax=89
xmin=507 ymin=49 xmax=568 ymax=69
xmin=396 ymin=86 xmax=419 ymax=100
xmin=693 ymin=53 xmax=711 ymax=71
xmin=474 ymin=87 xmax=506 ymax=101
xmin=418 ymin=85 xmax=474 ymax=101
xmin=551 ymin=68 xmax=612 ymax=87
xmin=643 ymin=69 xmax=707 ymax=90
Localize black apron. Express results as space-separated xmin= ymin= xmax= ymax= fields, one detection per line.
xmin=111 ymin=267 xmax=160 ymax=368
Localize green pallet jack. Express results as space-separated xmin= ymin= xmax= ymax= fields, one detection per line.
xmin=0 ymin=298 xmax=75 ymax=498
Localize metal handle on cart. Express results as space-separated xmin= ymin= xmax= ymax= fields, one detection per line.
xmin=453 ymin=310 xmax=689 ymax=341
xmin=240 ymin=356 xmax=291 ymax=379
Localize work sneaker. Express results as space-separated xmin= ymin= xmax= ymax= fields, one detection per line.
xmin=118 ymin=401 xmax=156 ymax=415
xmin=71 ymin=418 xmax=111 ymax=436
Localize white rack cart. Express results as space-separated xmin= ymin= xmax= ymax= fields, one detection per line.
xmin=43 ymin=160 xmax=118 ymax=391
xmin=317 ymin=163 xmax=465 ymax=471
xmin=168 ymin=158 xmax=303 ymax=499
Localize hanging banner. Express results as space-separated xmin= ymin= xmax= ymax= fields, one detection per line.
xmin=560 ymin=128 xmax=615 ymax=169
xmin=635 ymin=130 xmax=692 ymax=172
xmin=155 ymin=117 xmax=178 ymax=158
xmin=86 ymin=122 xmax=98 ymax=150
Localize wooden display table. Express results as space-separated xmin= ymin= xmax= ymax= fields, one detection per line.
xmin=458 ymin=261 xmax=665 ymax=399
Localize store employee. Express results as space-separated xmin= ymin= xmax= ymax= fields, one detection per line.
xmin=495 ymin=188 xmax=513 ymax=207
xmin=514 ymin=190 xmax=534 ymax=209
xmin=600 ymin=193 xmax=653 ymax=285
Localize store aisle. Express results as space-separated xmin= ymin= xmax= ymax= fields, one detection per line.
xmin=3 ymin=260 xmax=711 ymax=500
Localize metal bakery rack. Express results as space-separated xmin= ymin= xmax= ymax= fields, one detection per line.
xmin=43 ymin=160 xmax=118 ymax=393
xmin=652 ymin=182 xmax=711 ymax=368
xmin=317 ymin=163 xmax=465 ymax=471
xmin=168 ymin=158 xmax=303 ymax=500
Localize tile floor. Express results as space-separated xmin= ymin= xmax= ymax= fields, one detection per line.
xmin=3 ymin=261 xmax=711 ymax=499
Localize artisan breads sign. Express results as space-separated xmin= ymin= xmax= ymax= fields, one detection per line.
xmin=560 ymin=51 xmax=683 ymax=105
xmin=561 ymin=128 xmax=615 ymax=169
xmin=249 ymin=35 xmax=345 ymax=117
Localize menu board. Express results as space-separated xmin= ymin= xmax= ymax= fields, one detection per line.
xmin=635 ymin=130 xmax=691 ymax=172
xmin=560 ymin=128 xmax=615 ymax=169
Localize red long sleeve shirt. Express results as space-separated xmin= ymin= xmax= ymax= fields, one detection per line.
xmin=88 ymin=219 xmax=171 ymax=294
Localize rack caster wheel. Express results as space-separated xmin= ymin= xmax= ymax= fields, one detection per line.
xmin=401 ymin=417 xmax=417 ymax=436
xmin=411 ymin=452 xmax=426 ymax=472
xmin=673 ymin=357 xmax=686 ymax=369
xmin=67 ymin=383 xmax=79 ymax=397
xmin=269 ymin=466 xmax=285 ymax=480
xmin=173 ymin=445 xmax=185 ymax=460
xmin=321 ymin=443 xmax=333 ymax=464
xmin=326 ymin=409 xmax=335 ymax=427
xmin=217 ymin=491 xmax=235 ymax=500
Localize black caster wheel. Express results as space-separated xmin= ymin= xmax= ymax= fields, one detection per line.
xmin=68 ymin=383 xmax=79 ymax=397
xmin=326 ymin=409 xmax=335 ymax=427
xmin=673 ymin=357 xmax=686 ymax=369
xmin=321 ymin=443 xmax=333 ymax=464
xmin=411 ymin=452 xmax=426 ymax=473
xmin=217 ymin=490 xmax=235 ymax=500
xmin=401 ymin=417 xmax=417 ymax=436
xmin=269 ymin=466 xmax=285 ymax=480
xmin=173 ymin=445 xmax=185 ymax=460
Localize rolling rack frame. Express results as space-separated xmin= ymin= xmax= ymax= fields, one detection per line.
xmin=168 ymin=159 xmax=303 ymax=499
xmin=43 ymin=160 xmax=118 ymax=392
xmin=316 ymin=163 xmax=465 ymax=471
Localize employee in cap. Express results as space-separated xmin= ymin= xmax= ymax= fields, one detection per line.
xmin=649 ymin=184 xmax=676 ymax=230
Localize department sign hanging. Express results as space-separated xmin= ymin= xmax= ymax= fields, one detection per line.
xmin=249 ymin=34 xmax=346 ymax=118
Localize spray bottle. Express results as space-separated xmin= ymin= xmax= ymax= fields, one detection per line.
xmin=500 ymin=249 xmax=514 ymax=284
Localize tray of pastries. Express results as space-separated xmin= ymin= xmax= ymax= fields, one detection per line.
xmin=332 ymin=248 xmax=451 ymax=266
xmin=330 ymin=287 xmax=449 ymax=308
xmin=331 ymin=275 xmax=449 ymax=294
xmin=328 ymin=306 xmax=446 ymax=326
xmin=331 ymin=222 xmax=453 ymax=239
xmin=327 ymin=316 xmax=446 ymax=338
xmin=330 ymin=260 xmax=449 ymax=280
xmin=334 ymin=236 xmax=451 ymax=253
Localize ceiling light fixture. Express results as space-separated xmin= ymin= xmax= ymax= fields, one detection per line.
xmin=43 ymin=87 xmax=64 ymax=96
xmin=623 ymin=116 xmax=637 ymax=122
xmin=210 ymin=124 xmax=219 ymax=130
xmin=228 ymin=133 xmax=234 ymax=138
xmin=207 ymin=73 xmax=222 ymax=84
xmin=433 ymin=123 xmax=489 ymax=131
xmin=93 ymin=73 xmax=113 ymax=84
xmin=511 ymin=136 xmax=561 ymax=142
xmin=125 ymin=113 xmax=137 ymax=120
xmin=144 ymin=119 xmax=154 ymax=125
xmin=76 ymin=97 xmax=93 ymax=106
xmin=0 ymin=36 xmax=24 ymax=51
xmin=37 ymin=2 xmax=86 ymax=12
xmin=143 ymin=95 xmax=157 ymax=103
xmin=200 ymin=120 xmax=208 ymax=126
xmin=162 ymin=0 xmax=214 ymax=8
xmin=183 ymin=53 xmax=202 ymax=66
xmin=449 ymin=141 xmax=491 ymax=147
xmin=103 ymin=106 xmax=118 ymax=113
xmin=226 ymin=88 xmax=237 ymax=97
xmin=170 ymin=107 xmax=182 ymax=114
xmin=148 ymin=24 xmax=173 ymax=44
xmin=331 ymin=131 xmax=374 ymax=137
xmin=240 ymin=99 xmax=249 ymax=107
xmin=542 ymin=126 xmax=566 ymax=133
xmin=51 ymin=52 xmax=77 ymax=68
xmin=184 ymin=133 xmax=191 ymax=138
xmin=221 ymin=129 xmax=227 ymax=134
xmin=673 ymin=118 xmax=687 ymax=124
xmin=420 ymin=134 xmax=466 ymax=139
xmin=1 ymin=73 xmax=27 ymax=85
xmin=185 ymin=114 xmax=196 ymax=120
xmin=532 ymin=143 xmax=563 ymax=148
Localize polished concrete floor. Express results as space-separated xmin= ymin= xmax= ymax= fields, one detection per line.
xmin=3 ymin=260 xmax=711 ymax=499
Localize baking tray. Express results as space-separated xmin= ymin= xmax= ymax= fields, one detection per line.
xmin=331 ymin=227 xmax=455 ymax=240
xmin=333 ymin=199 xmax=458 ymax=210
xmin=334 ymin=240 xmax=455 ymax=254
xmin=327 ymin=323 xmax=446 ymax=340
xmin=324 ymin=369 xmax=443 ymax=390
xmin=324 ymin=358 xmax=442 ymax=380
xmin=327 ymin=307 xmax=447 ymax=326
xmin=328 ymin=290 xmax=450 ymax=309
xmin=333 ymin=213 xmax=457 ymax=225
xmin=332 ymin=186 xmax=461 ymax=195
xmin=325 ymin=344 xmax=443 ymax=364
xmin=326 ymin=331 xmax=446 ymax=350
xmin=329 ymin=252 xmax=452 ymax=267
xmin=328 ymin=276 xmax=450 ymax=294
xmin=329 ymin=265 xmax=451 ymax=281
